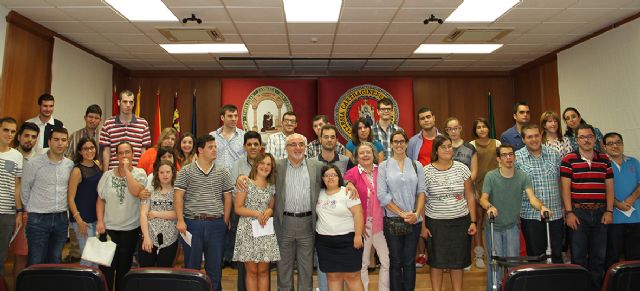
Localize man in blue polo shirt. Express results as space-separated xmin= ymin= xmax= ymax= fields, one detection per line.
xmin=603 ymin=132 xmax=640 ymax=270
xmin=500 ymin=101 xmax=530 ymax=151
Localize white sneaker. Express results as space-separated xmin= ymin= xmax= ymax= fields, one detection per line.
xmin=475 ymin=257 xmax=486 ymax=269
xmin=474 ymin=246 xmax=486 ymax=269
xmin=464 ymin=265 xmax=471 ymax=271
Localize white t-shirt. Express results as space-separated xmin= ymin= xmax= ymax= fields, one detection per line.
xmin=316 ymin=186 xmax=361 ymax=235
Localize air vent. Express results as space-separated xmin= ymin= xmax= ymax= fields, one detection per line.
xmin=157 ymin=28 xmax=225 ymax=42
xmin=445 ymin=28 xmax=513 ymax=42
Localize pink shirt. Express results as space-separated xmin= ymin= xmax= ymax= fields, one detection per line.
xmin=344 ymin=165 xmax=383 ymax=234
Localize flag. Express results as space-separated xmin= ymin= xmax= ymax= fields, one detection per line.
xmin=487 ymin=91 xmax=497 ymax=139
xmin=135 ymin=85 xmax=141 ymax=117
xmin=191 ymin=89 xmax=197 ymax=136
xmin=112 ymin=84 xmax=119 ymax=116
xmin=172 ymin=90 xmax=181 ymax=133
xmin=152 ymin=90 xmax=161 ymax=145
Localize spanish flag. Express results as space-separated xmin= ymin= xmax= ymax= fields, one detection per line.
xmin=152 ymin=90 xmax=161 ymax=144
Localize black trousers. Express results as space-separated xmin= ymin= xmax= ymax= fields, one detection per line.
xmin=99 ymin=228 xmax=140 ymax=291
xmin=521 ymin=218 xmax=564 ymax=263
xmin=605 ymin=223 xmax=640 ymax=270
xmin=138 ymin=240 xmax=179 ymax=268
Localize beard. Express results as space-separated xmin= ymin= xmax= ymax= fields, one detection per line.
xmin=19 ymin=143 xmax=34 ymax=152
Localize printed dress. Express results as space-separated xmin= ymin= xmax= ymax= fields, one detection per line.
xmin=232 ymin=181 xmax=281 ymax=262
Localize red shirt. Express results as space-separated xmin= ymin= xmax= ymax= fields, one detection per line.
xmin=418 ymin=135 xmax=434 ymax=166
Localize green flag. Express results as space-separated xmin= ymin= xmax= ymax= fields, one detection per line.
xmin=488 ymin=91 xmax=497 ymax=139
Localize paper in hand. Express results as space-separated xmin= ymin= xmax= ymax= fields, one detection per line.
xmin=251 ymin=217 xmax=275 ymax=237
xmin=180 ymin=231 xmax=193 ymax=246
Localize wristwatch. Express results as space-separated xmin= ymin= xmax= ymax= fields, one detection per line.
xmin=15 ymin=208 xmax=24 ymax=213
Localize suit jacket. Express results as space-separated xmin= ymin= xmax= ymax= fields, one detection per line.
xmin=274 ymin=158 xmax=324 ymax=235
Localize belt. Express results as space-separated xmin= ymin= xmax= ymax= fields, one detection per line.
xmin=186 ymin=214 xmax=223 ymax=221
xmin=573 ymin=203 xmax=606 ymax=210
xmin=283 ymin=211 xmax=312 ymax=217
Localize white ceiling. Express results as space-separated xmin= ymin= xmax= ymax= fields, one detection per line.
xmin=1 ymin=0 xmax=638 ymax=71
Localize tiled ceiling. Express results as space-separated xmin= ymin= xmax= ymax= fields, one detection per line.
xmin=1 ymin=0 xmax=639 ymax=71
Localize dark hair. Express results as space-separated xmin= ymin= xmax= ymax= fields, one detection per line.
xmin=562 ymin=107 xmax=587 ymax=137
xmin=320 ymin=164 xmax=344 ymax=189
xmin=14 ymin=122 xmax=39 ymax=147
xmin=37 ymin=93 xmax=54 ymax=105
xmin=116 ymin=141 xmax=133 ymax=154
xmin=390 ymin=130 xmax=408 ymax=145
xmin=513 ymin=101 xmax=528 ymax=115
xmin=471 ymin=117 xmax=490 ymax=138
xmin=603 ymin=132 xmax=623 ymax=144
xmin=520 ymin=124 xmax=541 ymax=138
xmin=175 ymin=132 xmax=195 ymax=164
xmin=431 ymin=134 xmax=452 ymax=163
xmin=196 ymin=134 xmax=215 ymax=151
xmin=353 ymin=142 xmax=379 ymax=165
xmin=313 ymin=115 xmax=329 ymax=123
xmin=575 ymin=123 xmax=595 ymax=136
xmin=417 ymin=107 xmax=432 ymax=119
xmin=540 ymin=111 xmax=564 ymax=142
xmin=219 ymin=104 xmax=238 ymax=116
xmin=152 ymin=160 xmax=176 ymax=191
xmin=0 ymin=116 xmax=17 ymax=126
xmin=154 ymin=146 xmax=177 ymax=170
xmin=378 ymin=98 xmax=393 ymax=109
xmin=244 ymin=131 xmax=262 ymax=145
xmin=73 ymin=137 xmax=98 ymax=164
xmin=444 ymin=116 xmax=460 ymax=129
xmin=248 ymin=153 xmax=276 ymax=184
xmin=49 ymin=126 xmax=68 ymax=140
xmin=119 ymin=89 xmax=135 ymax=101
xmin=351 ymin=118 xmax=372 ymax=145
xmin=282 ymin=111 xmax=296 ymax=121
xmin=495 ymin=144 xmax=514 ymax=157
xmin=84 ymin=104 xmax=102 ymax=117
xmin=320 ymin=124 xmax=337 ymax=137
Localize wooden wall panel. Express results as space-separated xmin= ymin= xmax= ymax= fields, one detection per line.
xmin=513 ymin=56 xmax=560 ymax=125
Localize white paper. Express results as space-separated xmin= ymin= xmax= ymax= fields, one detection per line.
xmin=251 ymin=217 xmax=275 ymax=237
xmin=10 ymin=224 xmax=21 ymax=244
xmin=180 ymin=231 xmax=193 ymax=246
xmin=619 ymin=206 xmax=635 ymax=218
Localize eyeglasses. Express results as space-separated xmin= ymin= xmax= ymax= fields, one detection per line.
xmin=445 ymin=126 xmax=462 ymax=132
xmin=500 ymin=152 xmax=515 ymax=158
xmin=577 ymin=134 xmax=595 ymax=140
xmin=378 ymin=107 xmax=392 ymax=112
xmin=323 ymin=173 xmax=339 ymax=178
xmin=283 ymin=119 xmax=297 ymax=125
xmin=287 ymin=142 xmax=305 ymax=148
xmin=392 ymin=140 xmax=406 ymax=145
xmin=605 ymin=141 xmax=624 ymax=147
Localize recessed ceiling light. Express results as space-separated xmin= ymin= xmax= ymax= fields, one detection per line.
xmin=105 ymin=0 xmax=178 ymax=22
xmin=283 ymin=0 xmax=342 ymax=23
xmin=446 ymin=0 xmax=520 ymax=23
xmin=160 ymin=44 xmax=249 ymax=54
xmin=414 ymin=44 xmax=503 ymax=54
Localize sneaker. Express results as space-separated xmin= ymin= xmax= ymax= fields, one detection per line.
xmin=474 ymin=246 xmax=486 ymax=269
xmin=475 ymin=257 xmax=486 ymax=269
xmin=415 ymin=254 xmax=427 ymax=268
xmin=464 ymin=265 xmax=471 ymax=271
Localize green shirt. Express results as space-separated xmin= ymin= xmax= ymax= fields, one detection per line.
xmin=483 ymin=168 xmax=532 ymax=231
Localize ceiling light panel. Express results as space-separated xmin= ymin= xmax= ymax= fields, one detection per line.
xmin=414 ymin=44 xmax=503 ymax=54
xmin=105 ymin=0 xmax=178 ymax=22
xmin=446 ymin=0 xmax=520 ymax=23
xmin=161 ymin=44 xmax=249 ymax=54
xmin=284 ymin=0 xmax=342 ymax=23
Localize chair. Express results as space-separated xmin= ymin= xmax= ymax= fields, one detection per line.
xmin=16 ymin=264 xmax=107 ymax=291
xmin=502 ymin=264 xmax=595 ymax=291
xmin=602 ymin=260 xmax=640 ymax=291
xmin=123 ymin=268 xmax=211 ymax=291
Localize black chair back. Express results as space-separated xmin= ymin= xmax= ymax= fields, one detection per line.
xmin=502 ymin=264 xmax=595 ymax=291
xmin=123 ymin=268 xmax=212 ymax=291
xmin=602 ymin=260 xmax=640 ymax=291
xmin=16 ymin=264 xmax=107 ymax=291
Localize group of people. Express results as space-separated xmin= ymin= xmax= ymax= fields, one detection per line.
xmin=0 ymin=90 xmax=637 ymax=291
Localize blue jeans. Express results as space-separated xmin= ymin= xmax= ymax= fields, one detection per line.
xmin=485 ymin=224 xmax=520 ymax=291
xmin=182 ymin=218 xmax=226 ymax=291
xmin=384 ymin=223 xmax=420 ymax=291
xmin=315 ymin=251 xmax=328 ymax=291
xmin=26 ymin=212 xmax=68 ymax=265
xmin=570 ymin=208 xmax=607 ymax=288
xmin=70 ymin=221 xmax=97 ymax=267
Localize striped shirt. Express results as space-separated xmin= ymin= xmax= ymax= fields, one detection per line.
xmin=560 ymin=150 xmax=613 ymax=203
xmin=424 ymin=161 xmax=471 ymax=220
xmin=21 ymin=153 xmax=74 ymax=213
xmin=265 ymin=132 xmax=307 ymax=160
xmin=210 ymin=127 xmax=245 ymax=170
xmin=516 ymin=146 xmax=563 ymax=221
xmin=371 ymin=122 xmax=402 ymax=160
xmin=174 ymin=160 xmax=233 ymax=217
xmin=99 ymin=115 xmax=151 ymax=170
xmin=0 ymin=149 xmax=23 ymax=214
xmin=284 ymin=159 xmax=311 ymax=213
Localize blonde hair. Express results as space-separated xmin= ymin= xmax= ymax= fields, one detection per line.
xmin=156 ymin=127 xmax=178 ymax=148
xmin=540 ymin=111 xmax=564 ymax=142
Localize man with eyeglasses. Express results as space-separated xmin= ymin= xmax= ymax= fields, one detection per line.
xmin=306 ymin=115 xmax=347 ymax=159
xmin=500 ymin=101 xmax=530 ymax=151
xmin=560 ymin=123 xmax=614 ymax=288
xmin=265 ymin=111 xmax=306 ymax=160
xmin=515 ymin=124 xmax=564 ymax=263
xmin=602 ymin=132 xmax=640 ymax=270
xmin=371 ymin=98 xmax=402 ymax=160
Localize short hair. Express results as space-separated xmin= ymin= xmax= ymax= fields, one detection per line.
xmin=444 ymin=116 xmax=460 ymax=129
xmin=520 ymin=124 xmax=541 ymax=138
xmin=378 ymin=98 xmax=393 ymax=108
xmin=389 ymin=130 xmax=408 ymax=145
xmin=282 ymin=111 xmax=296 ymax=121
xmin=73 ymin=137 xmax=98 ymax=164
xmin=248 ymin=153 xmax=276 ymax=184
xmin=152 ymin=160 xmax=177 ymax=191
xmin=85 ymin=104 xmax=103 ymax=117
xmin=14 ymin=122 xmax=39 ymax=147
xmin=119 ymin=89 xmax=135 ymax=101
xmin=313 ymin=115 xmax=329 ymax=123
xmin=575 ymin=123 xmax=595 ymax=136
xmin=116 ymin=141 xmax=133 ymax=153
xmin=320 ymin=164 xmax=344 ymax=189
xmin=351 ymin=118 xmax=372 ymax=145
xmin=431 ymin=134 xmax=452 ymax=163
xmin=244 ymin=131 xmax=262 ymax=145
xmin=285 ymin=133 xmax=306 ymax=145
xmin=0 ymin=116 xmax=17 ymax=126
xmin=540 ymin=111 xmax=564 ymax=142
xmin=417 ymin=107 xmax=432 ymax=119
xmin=496 ymin=144 xmax=515 ymax=157
xmin=37 ymin=93 xmax=54 ymax=105
xmin=513 ymin=101 xmax=528 ymax=115
xmin=49 ymin=126 xmax=68 ymax=140
xmin=603 ymin=132 xmax=623 ymax=144
xmin=156 ymin=127 xmax=178 ymax=148
xmin=320 ymin=124 xmax=337 ymax=137
xmin=562 ymin=107 xmax=587 ymax=137
xmin=219 ymin=104 xmax=238 ymax=116
xmin=196 ymin=134 xmax=215 ymax=151
xmin=353 ymin=142 xmax=379 ymax=165
xmin=471 ymin=117 xmax=489 ymax=138
xmin=154 ymin=146 xmax=177 ymax=170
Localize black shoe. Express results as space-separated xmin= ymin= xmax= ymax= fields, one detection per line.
xmin=62 ymin=256 xmax=81 ymax=263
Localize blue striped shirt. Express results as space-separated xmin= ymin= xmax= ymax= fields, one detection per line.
xmin=21 ymin=153 xmax=74 ymax=213
xmin=285 ymin=159 xmax=311 ymax=213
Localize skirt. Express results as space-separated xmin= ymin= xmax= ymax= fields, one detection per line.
xmin=315 ymin=232 xmax=363 ymax=273
xmin=425 ymin=215 xmax=471 ymax=269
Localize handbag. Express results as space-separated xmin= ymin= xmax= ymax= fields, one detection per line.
xmin=384 ymin=216 xmax=413 ymax=236
xmin=81 ymin=235 xmax=117 ymax=266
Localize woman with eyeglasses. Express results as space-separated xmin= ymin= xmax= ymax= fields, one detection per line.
xmin=540 ymin=111 xmax=572 ymax=157
xmin=346 ymin=118 xmax=385 ymax=163
xmin=422 ymin=135 xmax=477 ymax=291
xmin=67 ymin=137 xmax=102 ymax=267
xmin=316 ymin=164 xmax=364 ymax=291
xmin=562 ymin=107 xmax=604 ymax=152
xmin=377 ymin=130 xmax=426 ymax=291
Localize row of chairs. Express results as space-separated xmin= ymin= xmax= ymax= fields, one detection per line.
xmin=11 ymin=260 xmax=640 ymax=291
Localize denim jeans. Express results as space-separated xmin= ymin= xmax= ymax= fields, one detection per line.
xmin=569 ymin=208 xmax=608 ymax=289
xmin=182 ymin=218 xmax=226 ymax=291
xmin=70 ymin=221 xmax=97 ymax=267
xmin=26 ymin=212 xmax=68 ymax=265
xmin=485 ymin=224 xmax=520 ymax=291
xmin=315 ymin=251 xmax=328 ymax=291
xmin=0 ymin=214 xmax=15 ymax=275
xmin=383 ymin=223 xmax=420 ymax=291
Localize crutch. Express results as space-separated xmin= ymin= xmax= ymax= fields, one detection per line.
xmin=543 ymin=211 xmax=552 ymax=264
